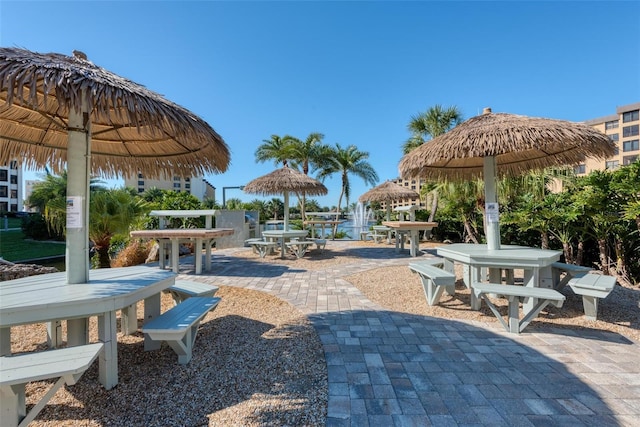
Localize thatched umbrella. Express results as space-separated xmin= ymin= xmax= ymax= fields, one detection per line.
xmin=359 ymin=180 xmax=420 ymax=221
xmin=0 ymin=47 xmax=230 ymax=283
xmin=399 ymin=107 xmax=616 ymax=250
xmin=243 ymin=166 xmax=328 ymax=230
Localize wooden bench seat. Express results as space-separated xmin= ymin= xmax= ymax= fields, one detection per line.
xmin=472 ymin=283 xmax=565 ymax=334
xmin=551 ymin=261 xmax=593 ymax=290
xmin=142 ymin=297 xmax=220 ymax=364
xmin=249 ymin=240 xmax=278 ymax=258
xmin=408 ymin=263 xmax=456 ymax=306
xmin=285 ymin=240 xmax=314 ymax=259
xmin=568 ymin=273 xmax=616 ymax=320
xmin=164 ymin=280 xmax=219 ymax=305
xmin=0 ymin=343 xmax=103 ymax=427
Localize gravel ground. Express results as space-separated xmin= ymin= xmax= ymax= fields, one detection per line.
xmin=10 ymin=287 xmax=327 ymax=427
xmin=8 ymin=239 xmax=639 ymax=426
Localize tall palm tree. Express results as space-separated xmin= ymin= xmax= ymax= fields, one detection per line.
xmin=402 ymin=104 xmax=463 ymax=154
xmin=255 ymin=134 xmax=295 ymax=167
xmin=288 ymin=132 xmax=327 ymax=220
xmin=317 ymin=144 xmax=378 ymax=216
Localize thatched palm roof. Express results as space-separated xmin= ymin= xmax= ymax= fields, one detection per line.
xmin=243 ymin=166 xmax=328 ymax=196
xmin=0 ymin=47 xmax=230 ymax=178
xmin=359 ymin=180 xmax=419 ymax=203
xmin=399 ymin=108 xmax=616 ymax=180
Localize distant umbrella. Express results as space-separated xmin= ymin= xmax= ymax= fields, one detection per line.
xmin=0 ymin=47 xmax=230 ymax=283
xmin=399 ymin=107 xmax=616 ymax=250
xmin=359 ymin=180 xmax=420 ymax=220
xmin=243 ymin=166 xmax=328 ymax=230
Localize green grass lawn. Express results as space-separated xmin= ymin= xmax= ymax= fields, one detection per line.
xmin=0 ymin=230 xmax=66 ymax=262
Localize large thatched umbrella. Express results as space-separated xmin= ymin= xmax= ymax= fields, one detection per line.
xmin=399 ymin=107 xmax=616 ymax=250
xmin=0 ymin=47 xmax=230 ymax=283
xmin=243 ymin=166 xmax=328 ymax=230
xmin=359 ymin=180 xmax=420 ymax=220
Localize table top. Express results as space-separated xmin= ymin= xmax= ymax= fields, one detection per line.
xmin=382 ymin=221 xmax=438 ymax=230
xmin=149 ymin=209 xmax=217 ymax=218
xmin=130 ymin=228 xmax=234 ymax=239
xmin=0 ymin=265 xmax=176 ymax=327
xmin=303 ymin=220 xmax=344 ymax=225
xmin=262 ymin=230 xmax=309 ymax=238
xmin=437 ymin=243 xmax=561 ymax=268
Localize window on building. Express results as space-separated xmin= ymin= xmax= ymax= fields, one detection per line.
xmin=185 ymin=183 xmax=190 ymax=189
xmin=614 ymin=147 xmax=619 ymax=155
xmin=138 ymin=173 xmax=143 ymax=178
xmin=623 ymin=155 xmax=639 ymax=165
xmin=185 ymin=177 xmax=190 ymax=182
xmin=623 ymin=139 xmax=639 ymax=152
xmin=609 ymin=133 xmax=619 ymax=142
xmin=10 ymin=204 xmax=17 ymax=212
xmin=173 ymin=182 xmax=181 ymax=188
xmin=0 ymin=186 xmax=7 ymax=197
xmin=623 ymin=110 xmax=639 ymax=123
xmin=10 ymin=189 xmax=17 ymax=198
xmin=605 ymin=120 xmax=619 ymax=130
xmin=138 ymin=187 xmax=144 ymax=193
xmin=10 ymin=175 xmax=17 ymax=184
xmin=623 ymin=125 xmax=639 ymax=137
xmin=574 ymin=164 xmax=586 ymax=174
xmin=137 ymin=180 xmax=144 ymax=186
xmin=0 ymin=170 xmax=7 ymax=182
xmin=605 ymin=160 xmax=620 ymax=170
xmin=0 ymin=202 xmax=8 ymax=212
xmin=173 ymin=176 xmax=181 ymax=181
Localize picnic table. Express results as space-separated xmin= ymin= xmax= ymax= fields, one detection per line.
xmin=382 ymin=221 xmax=438 ymax=256
xmin=0 ymin=265 xmax=176 ymax=390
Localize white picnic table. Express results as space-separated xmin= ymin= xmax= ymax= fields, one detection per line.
xmin=150 ymin=209 xmax=217 ymax=229
xmin=436 ymin=243 xmax=561 ymax=311
xmin=382 ymin=221 xmax=438 ymax=256
xmin=0 ymin=265 xmax=176 ymax=390
xmin=261 ymin=229 xmax=309 ymax=259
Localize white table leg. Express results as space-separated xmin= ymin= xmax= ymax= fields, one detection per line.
xmin=410 ymin=230 xmax=418 ymax=257
xmin=205 ymin=239 xmax=213 ymax=272
xmin=158 ymin=240 xmax=166 ymax=270
xmin=67 ymin=318 xmax=89 ymax=346
xmin=97 ymin=310 xmax=118 ymax=390
xmin=195 ymin=237 xmax=203 ymax=274
xmin=171 ymin=238 xmax=180 ymax=273
xmin=144 ymin=293 xmax=162 ymax=351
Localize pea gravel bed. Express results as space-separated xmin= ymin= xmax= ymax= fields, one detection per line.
xmin=9 ymin=287 xmax=327 ymax=427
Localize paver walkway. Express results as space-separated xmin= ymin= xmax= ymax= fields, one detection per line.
xmin=185 ymin=241 xmax=640 ymax=426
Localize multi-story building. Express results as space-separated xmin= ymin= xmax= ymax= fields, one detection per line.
xmin=386 ymin=177 xmax=425 ymax=210
xmin=579 ymin=102 xmax=640 ymax=174
xmin=0 ymin=161 xmax=22 ymax=213
xmin=123 ymin=173 xmax=216 ymax=202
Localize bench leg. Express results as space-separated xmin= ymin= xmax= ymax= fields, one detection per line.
xmin=419 ymin=277 xmax=446 ymax=306
xmin=194 ymin=237 xmax=203 ymax=274
xmin=46 ymin=320 xmax=63 ymax=348
xmin=67 ymin=318 xmax=89 ymax=346
xmin=121 ymin=303 xmax=138 ymax=335
xmin=581 ymin=295 xmax=599 ymax=321
xmin=164 ymin=322 xmax=200 ymax=364
xmin=97 ymin=311 xmax=118 ymax=390
xmin=1 ymin=375 xmax=71 ymax=427
xmin=144 ymin=293 xmax=162 ymax=351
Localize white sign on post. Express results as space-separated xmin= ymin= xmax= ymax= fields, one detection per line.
xmin=485 ymin=202 xmax=499 ymax=223
xmin=66 ymin=196 xmax=83 ymax=229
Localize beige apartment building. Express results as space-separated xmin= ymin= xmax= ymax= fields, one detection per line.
xmin=123 ymin=173 xmax=216 ymax=202
xmin=387 ymin=102 xmax=640 ymax=209
xmin=580 ymin=101 xmax=640 ymax=174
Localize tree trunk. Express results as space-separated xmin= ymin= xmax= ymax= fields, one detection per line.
xmin=562 ymin=241 xmax=574 ymax=264
xmin=463 ymin=220 xmax=479 ymax=244
xmin=598 ymin=238 xmax=608 ymax=273
xmin=428 ymin=190 xmax=438 ymax=222
xmin=540 ymin=232 xmax=549 ymax=250
xmin=576 ymin=239 xmax=584 ymax=266
xmin=96 ymin=245 xmax=111 ymax=268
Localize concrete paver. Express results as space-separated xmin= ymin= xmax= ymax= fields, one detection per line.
xmin=187 ymin=241 xmax=640 ymax=426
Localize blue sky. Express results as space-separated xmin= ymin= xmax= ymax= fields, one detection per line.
xmin=2 ymin=1 xmax=639 ymax=208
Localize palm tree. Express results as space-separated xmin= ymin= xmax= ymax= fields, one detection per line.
xmin=402 ymin=104 xmax=463 ymax=154
xmin=287 ymin=132 xmax=327 ymax=220
xmin=317 ymin=144 xmax=378 ymax=216
xmin=255 ymin=134 xmax=295 ymax=167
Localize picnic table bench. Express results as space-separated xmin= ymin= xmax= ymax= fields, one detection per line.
xmin=408 ymin=262 xmax=456 ymax=306
xmin=551 ymin=261 xmax=593 ymax=290
xmin=473 ymin=282 xmax=565 ymax=334
xmin=0 ymin=343 xmax=103 ymax=427
xmin=567 ymin=273 xmax=616 ymax=320
xmin=247 ymin=240 xmax=278 ymax=258
xmin=285 ymin=240 xmax=315 ymax=259
xmin=164 ymin=280 xmax=219 ymax=305
xmin=142 ymin=296 xmax=220 ymax=364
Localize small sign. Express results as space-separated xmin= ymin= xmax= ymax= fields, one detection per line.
xmin=485 ymin=202 xmax=499 ymax=223
xmin=66 ymin=196 xmax=83 ymax=229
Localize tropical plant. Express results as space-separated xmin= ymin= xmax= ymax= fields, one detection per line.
xmin=402 ymin=104 xmax=463 ymax=154
xmin=287 ymin=132 xmax=327 ymax=220
xmin=255 ymin=134 xmax=295 ymax=167
xmin=316 ymin=144 xmax=378 ymax=216
xmin=266 ymin=198 xmax=284 ymax=220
